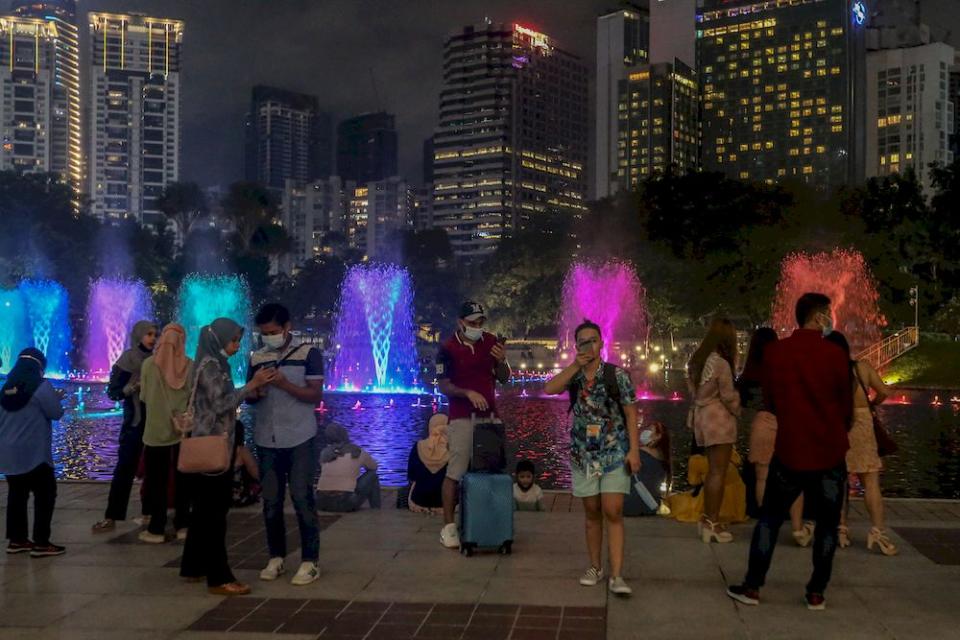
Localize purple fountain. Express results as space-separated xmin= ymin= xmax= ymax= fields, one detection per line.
xmin=83 ymin=277 xmax=155 ymax=378
xmin=558 ymin=261 xmax=647 ymax=362
xmin=329 ymin=264 xmax=422 ymax=393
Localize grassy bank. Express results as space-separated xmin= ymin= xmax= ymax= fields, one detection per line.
xmin=883 ymin=338 xmax=960 ymax=389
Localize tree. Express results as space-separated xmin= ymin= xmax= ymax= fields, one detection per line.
xmin=221 ymin=181 xmax=276 ymax=252
xmin=156 ymin=181 xmax=207 ymax=244
xmin=399 ymin=229 xmax=459 ymax=333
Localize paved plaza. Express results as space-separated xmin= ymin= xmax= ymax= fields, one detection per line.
xmin=1 ymin=483 xmax=959 ymax=639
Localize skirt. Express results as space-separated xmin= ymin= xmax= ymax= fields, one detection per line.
xmin=748 ymin=410 xmax=777 ymax=465
xmin=846 ymin=407 xmax=883 ymax=473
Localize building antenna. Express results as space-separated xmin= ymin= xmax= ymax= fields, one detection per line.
xmin=368 ymin=67 xmax=382 ymax=112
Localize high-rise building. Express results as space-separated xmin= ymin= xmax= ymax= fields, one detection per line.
xmin=347 ymin=176 xmax=412 ymax=259
xmin=245 ymin=86 xmax=332 ymax=190
xmin=650 ymin=0 xmax=697 ymax=67
xmin=950 ymin=55 xmax=960 ymax=161
xmin=616 ymin=59 xmax=699 ymax=189
xmin=432 ymin=22 xmax=588 ymax=257
xmin=280 ymin=177 xmax=348 ymax=271
xmin=866 ymin=42 xmax=955 ymax=192
xmin=595 ymin=7 xmax=649 ymax=198
xmin=1 ymin=1 xmax=81 ymax=202
xmin=422 ymin=136 xmax=434 ymax=184
xmin=698 ymin=0 xmax=867 ymax=187
xmin=336 ymin=112 xmax=398 ymax=184
xmin=87 ymin=12 xmax=184 ymax=227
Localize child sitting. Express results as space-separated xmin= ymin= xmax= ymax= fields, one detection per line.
xmin=513 ymin=459 xmax=544 ymax=511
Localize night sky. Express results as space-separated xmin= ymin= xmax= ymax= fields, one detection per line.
xmin=4 ymin=0 xmax=958 ymax=189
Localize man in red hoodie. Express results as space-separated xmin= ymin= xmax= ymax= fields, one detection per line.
xmin=727 ymin=292 xmax=852 ymax=611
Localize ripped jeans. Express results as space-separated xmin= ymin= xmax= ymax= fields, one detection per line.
xmin=744 ymin=458 xmax=846 ymax=595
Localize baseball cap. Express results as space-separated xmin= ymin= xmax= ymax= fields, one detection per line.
xmin=459 ymin=301 xmax=486 ymax=321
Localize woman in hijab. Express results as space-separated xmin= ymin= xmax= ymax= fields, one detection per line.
xmin=0 ymin=348 xmax=65 ymax=557
xmin=316 ymin=423 xmax=381 ymax=512
xmin=406 ymin=414 xmax=449 ymax=514
xmin=138 ymin=323 xmax=193 ymax=544
xmin=179 ymin=318 xmax=276 ymax=596
xmin=93 ymin=320 xmax=158 ymax=533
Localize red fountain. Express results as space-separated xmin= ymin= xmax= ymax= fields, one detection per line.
xmin=771 ymin=249 xmax=885 ymax=353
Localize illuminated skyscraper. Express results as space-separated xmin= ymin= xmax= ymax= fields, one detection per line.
xmin=595 ymin=6 xmax=649 ymax=198
xmin=697 ymin=0 xmax=867 ymax=186
xmin=2 ymin=1 xmax=81 ymax=203
xmin=336 ymin=112 xmax=398 ymax=184
xmin=431 ymin=22 xmax=588 ymax=257
xmin=245 ymin=86 xmax=332 ymax=190
xmin=88 ymin=12 xmax=184 ymax=226
xmin=617 ymin=59 xmax=699 ymax=189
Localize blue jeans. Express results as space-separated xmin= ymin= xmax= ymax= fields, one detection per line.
xmin=744 ymin=458 xmax=846 ymax=595
xmin=259 ymin=437 xmax=319 ymax=562
xmin=316 ymin=471 xmax=382 ymax=512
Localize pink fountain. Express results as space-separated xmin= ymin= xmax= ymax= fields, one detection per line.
xmin=771 ymin=249 xmax=885 ymax=353
xmin=558 ymin=261 xmax=647 ymax=362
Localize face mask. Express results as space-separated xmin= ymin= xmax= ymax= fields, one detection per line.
xmin=463 ymin=326 xmax=483 ymax=341
xmin=219 ymin=349 xmax=230 ymax=359
xmin=639 ymin=429 xmax=654 ymax=446
xmin=820 ymin=314 xmax=834 ymax=337
xmin=262 ymin=333 xmax=286 ymax=350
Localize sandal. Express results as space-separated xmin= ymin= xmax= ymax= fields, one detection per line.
xmin=838 ymin=525 xmax=851 ymax=549
xmin=208 ymin=582 xmax=251 ymax=596
xmin=91 ymin=519 xmax=115 ymax=533
xmin=867 ymin=527 xmax=898 ymax=556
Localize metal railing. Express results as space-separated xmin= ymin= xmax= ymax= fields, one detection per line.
xmin=855 ymin=326 xmax=920 ymax=370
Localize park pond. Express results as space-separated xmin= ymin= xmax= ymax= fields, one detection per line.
xmin=42 ymin=381 xmax=960 ymax=500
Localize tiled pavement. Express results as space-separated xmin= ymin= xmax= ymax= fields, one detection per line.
xmin=1 ymin=483 xmax=959 ymax=640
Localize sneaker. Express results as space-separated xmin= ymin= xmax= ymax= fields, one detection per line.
xmin=290 ymin=561 xmax=320 ymax=586
xmin=440 ymin=523 xmax=460 ymax=549
xmin=805 ymin=593 xmax=826 ymax=611
xmin=6 ymin=540 xmax=33 ymax=554
xmin=91 ymin=519 xmax=115 ymax=533
xmin=30 ymin=543 xmax=66 ymax=558
xmin=579 ymin=566 xmax=604 ymax=586
xmin=176 ymin=528 xmax=188 ymax=541
xmin=133 ymin=515 xmax=151 ymax=527
xmin=608 ymin=576 xmax=632 ymax=596
xmin=138 ymin=531 xmax=166 ymax=544
xmin=259 ymin=557 xmax=285 ymax=581
xmin=726 ymin=584 xmax=760 ymax=606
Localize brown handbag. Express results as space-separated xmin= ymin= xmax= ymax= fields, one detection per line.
xmin=854 ymin=367 xmax=898 ymax=457
xmin=175 ymin=358 xmax=232 ymax=474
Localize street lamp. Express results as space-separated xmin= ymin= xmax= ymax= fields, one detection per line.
xmin=909 ymin=285 xmax=919 ymax=329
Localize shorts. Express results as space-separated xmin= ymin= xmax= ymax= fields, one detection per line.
xmin=445 ymin=417 xmax=503 ymax=481
xmin=571 ymin=464 xmax=631 ymax=498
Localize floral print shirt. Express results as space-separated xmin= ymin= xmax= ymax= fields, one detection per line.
xmin=569 ymin=364 xmax=638 ymax=477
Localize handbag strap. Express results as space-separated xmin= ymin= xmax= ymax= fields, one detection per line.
xmin=852 ymin=363 xmax=878 ymax=416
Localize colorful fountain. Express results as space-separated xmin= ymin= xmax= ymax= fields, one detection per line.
xmin=82 ymin=277 xmax=155 ymax=378
xmin=328 ymin=264 xmax=422 ymax=393
xmin=17 ymin=279 xmax=71 ymax=376
xmin=176 ymin=274 xmax=252 ymax=384
xmin=558 ymin=260 xmax=647 ymax=361
xmin=771 ymin=249 xmax=884 ymax=352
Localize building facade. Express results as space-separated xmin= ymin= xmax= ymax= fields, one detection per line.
xmin=866 ymin=42 xmax=955 ymax=193
xmin=1 ymin=1 xmax=81 ymax=202
xmin=245 ymin=86 xmax=331 ymax=190
xmin=595 ymin=7 xmax=649 ymax=198
xmin=431 ymin=22 xmax=588 ymax=257
xmin=87 ymin=12 xmax=183 ymax=227
xmin=348 ymin=176 xmax=412 ymax=259
xmin=698 ymin=0 xmax=866 ymax=186
xmin=281 ymin=177 xmax=349 ymax=271
xmin=336 ymin=112 xmax=398 ymax=184
xmin=617 ymin=59 xmax=699 ymax=189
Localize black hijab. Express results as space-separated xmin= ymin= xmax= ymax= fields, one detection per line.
xmin=1 ymin=348 xmax=47 ymax=412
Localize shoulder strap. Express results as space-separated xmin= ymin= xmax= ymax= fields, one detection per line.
xmin=603 ymin=363 xmax=620 ymax=403
xmin=852 ymin=362 xmax=871 ymax=407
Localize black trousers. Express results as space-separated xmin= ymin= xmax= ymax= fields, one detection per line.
xmin=144 ymin=444 xmax=191 ymax=535
xmin=180 ymin=470 xmax=235 ymax=587
xmin=104 ymin=421 xmax=144 ymax=521
xmin=744 ymin=458 xmax=846 ymax=595
xmin=5 ymin=463 xmax=57 ymax=545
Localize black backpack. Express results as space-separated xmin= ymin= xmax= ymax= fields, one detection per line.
xmin=567 ymin=362 xmax=626 ymax=423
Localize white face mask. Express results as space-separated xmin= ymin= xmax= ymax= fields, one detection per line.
xmin=462 ymin=326 xmax=483 ymax=341
xmin=639 ymin=429 xmax=654 ymax=446
xmin=262 ymin=333 xmax=286 ymax=350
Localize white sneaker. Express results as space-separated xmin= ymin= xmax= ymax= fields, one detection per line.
xmin=579 ymin=566 xmax=604 ymax=586
xmin=290 ymin=561 xmax=320 ymax=586
xmin=259 ymin=557 xmax=285 ymax=581
xmin=176 ymin=528 xmax=188 ymax=541
xmin=440 ymin=523 xmax=460 ymax=549
xmin=608 ymin=576 xmax=632 ymax=596
xmin=137 ymin=531 xmax=165 ymax=544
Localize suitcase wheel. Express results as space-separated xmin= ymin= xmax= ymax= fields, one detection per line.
xmin=498 ymin=541 xmax=512 ymax=555
xmin=460 ymin=543 xmax=475 ymax=557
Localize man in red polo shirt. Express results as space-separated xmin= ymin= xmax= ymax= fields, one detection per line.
xmin=435 ymin=301 xmax=510 ymax=549
xmin=727 ymin=292 xmax=853 ymax=611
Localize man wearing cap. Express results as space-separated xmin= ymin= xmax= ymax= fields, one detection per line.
xmin=435 ymin=301 xmax=511 ymax=548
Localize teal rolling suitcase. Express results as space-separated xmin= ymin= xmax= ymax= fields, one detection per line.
xmin=459 ymin=472 xmax=513 ymax=556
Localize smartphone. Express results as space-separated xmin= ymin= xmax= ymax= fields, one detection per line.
xmin=497 ymin=334 xmax=508 ymax=346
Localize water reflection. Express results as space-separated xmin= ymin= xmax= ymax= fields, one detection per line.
xmin=42 ymin=382 xmax=960 ymax=499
